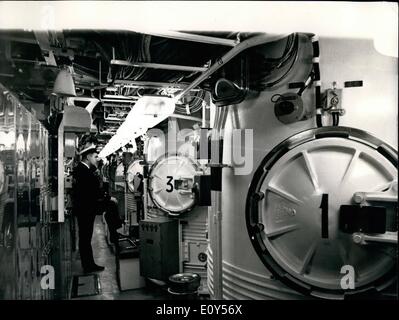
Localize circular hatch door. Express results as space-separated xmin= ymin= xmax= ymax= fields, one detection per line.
xmin=148 ymin=154 xmax=199 ymax=215
xmin=246 ymin=126 xmax=397 ymax=299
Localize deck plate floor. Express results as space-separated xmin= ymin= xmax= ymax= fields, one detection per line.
xmin=71 ymin=216 xmax=170 ymax=300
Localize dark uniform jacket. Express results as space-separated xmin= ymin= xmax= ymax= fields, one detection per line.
xmin=72 ymin=162 xmax=102 ymax=217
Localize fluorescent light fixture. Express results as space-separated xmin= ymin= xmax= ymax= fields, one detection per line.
xmin=99 ymin=95 xmax=175 ymax=158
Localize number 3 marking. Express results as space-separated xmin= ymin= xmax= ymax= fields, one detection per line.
xmin=166 ymin=176 xmax=174 ymax=193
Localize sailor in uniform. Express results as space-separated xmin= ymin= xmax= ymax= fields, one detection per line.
xmin=72 ymin=143 xmax=105 ymax=273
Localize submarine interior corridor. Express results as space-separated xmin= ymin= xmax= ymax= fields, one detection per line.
xmin=0 ymin=5 xmax=397 ymax=302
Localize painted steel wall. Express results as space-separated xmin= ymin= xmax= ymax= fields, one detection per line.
xmin=0 ymin=86 xmax=17 ymax=299
xmin=0 ymin=84 xmax=72 ymax=300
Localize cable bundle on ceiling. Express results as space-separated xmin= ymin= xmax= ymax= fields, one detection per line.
xmin=249 ymin=33 xmax=299 ymax=91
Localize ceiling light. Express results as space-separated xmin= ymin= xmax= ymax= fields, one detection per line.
xmin=98 ymin=95 xmax=175 ymax=158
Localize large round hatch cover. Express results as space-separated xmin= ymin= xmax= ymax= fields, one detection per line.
xmin=246 ymin=126 xmax=397 ymax=299
xmin=148 ymin=154 xmax=198 ymax=215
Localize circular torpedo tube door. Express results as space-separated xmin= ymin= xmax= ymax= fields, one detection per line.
xmin=126 ymin=160 xmax=144 ymax=193
xmin=148 ymin=154 xmax=199 ymax=215
xmin=246 ymin=126 xmax=398 ymax=299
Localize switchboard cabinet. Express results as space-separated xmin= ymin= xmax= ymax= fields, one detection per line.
xmin=139 ymin=217 xmax=179 ymax=281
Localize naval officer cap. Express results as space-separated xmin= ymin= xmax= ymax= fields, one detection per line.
xmin=79 ymin=142 xmax=98 ymax=155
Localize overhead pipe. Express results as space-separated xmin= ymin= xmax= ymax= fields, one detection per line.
xmin=100 ymin=98 xmax=137 ymax=103
xmin=136 ymin=30 xmax=238 ymax=47
xmin=111 ymin=59 xmax=208 ymax=73
xmin=114 ymin=80 xmax=201 ymax=91
xmin=102 ymin=95 xmax=138 ymax=100
xmin=169 ymin=114 xmax=209 ymax=125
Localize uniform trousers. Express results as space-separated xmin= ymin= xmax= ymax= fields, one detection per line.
xmin=76 ymin=213 xmax=97 ymax=269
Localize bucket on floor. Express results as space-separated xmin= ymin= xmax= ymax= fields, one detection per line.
xmin=168 ymin=273 xmax=201 ymax=300
xmin=115 ymin=238 xmax=145 ymax=291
